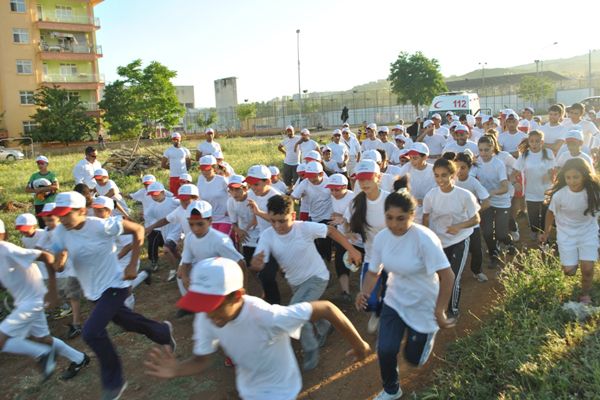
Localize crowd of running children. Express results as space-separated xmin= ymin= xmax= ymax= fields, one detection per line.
xmin=1 ymin=102 xmax=599 ymax=400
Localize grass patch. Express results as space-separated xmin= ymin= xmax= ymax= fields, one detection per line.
xmin=419 ymin=250 xmax=600 ymax=399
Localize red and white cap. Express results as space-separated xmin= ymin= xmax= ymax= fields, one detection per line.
xmin=199 ymin=155 xmax=217 ymax=170
xmin=378 ymin=126 xmax=390 ymax=134
xmin=303 ymin=161 xmax=324 ymax=178
xmin=523 ymin=106 xmax=535 ymax=114
xmin=406 ymin=142 xmax=430 ymax=156
xmin=321 ymin=145 xmax=331 ymax=153
xmin=296 ymin=163 xmax=306 ymax=175
xmin=517 ymin=119 xmax=530 ymax=132
xmin=228 ymin=174 xmax=246 ymax=188
xmin=393 ymin=124 xmax=405 ymax=132
xmin=171 ymin=132 xmax=182 ymax=139
xmin=325 ymin=173 xmax=348 ymax=188
xmin=565 ymin=129 xmax=584 ymax=142
xmin=244 ymin=165 xmax=271 ymax=185
xmin=179 ymin=173 xmax=192 ymax=182
xmin=300 ymin=128 xmax=310 ymax=136
xmin=176 ymin=257 xmax=244 ymax=313
xmin=92 ymin=196 xmax=115 ymax=210
xmin=367 ymin=123 xmax=377 ymax=131
xmin=214 ymin=150 xmax=224 ymax=160
xmin=362 ymin=149 xmax=382 ymax=163
xmin=142 ymin=174 xmax=156 ymax=185
xmin=146 ymin=182 xmax=166 ymax=196
xmin=286 ymin=125 xmax=294 ymax=133
xmin=37 ymin=202 xmax=56 ymax=217
xmin=353 ymin=159 xmax=380 ymax=180
xmin=186 ymin=200 xmax=213 ymax=219
xmin=35 ymin=155 xmax=49 ymax=164
xmin=398 ymin=149 xmax=410 ymax=159
xmin=51 ymin=192 xmax=87 ymax=216
xmin=15 ymin=213 xmax=37 ymax=232
xmin=423 ymin=120 xmax=434 ymax=128
xmin=205 ymin=128 xmax=215 ymax=135
xmin=304 ymin=150 xmax=321 ymax=162
xmin=268 ymin=166 xmax=280 ymax=176
xmin=93 ymin=168 xmax=109 ymax=179
xmin=177 ymin=183 xmax=199 ymax=199
xmin=454 ymin=124 xmax=469 ymax=133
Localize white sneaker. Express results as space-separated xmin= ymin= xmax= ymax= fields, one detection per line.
xmin=367 ymin=313 xmax=380 ymax=334
xmin=374 ymin=388 xmax=403 ymax=399
xmin=511 ymin=229 xmax=520 ymax=242
xmin=473 ymin=272 xmax=488 ymax=282
xmin=167 ymin=269 xmax=177 ymax=282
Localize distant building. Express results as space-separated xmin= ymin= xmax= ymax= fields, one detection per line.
xmin=175 ymin=85 xmax=195 ymax=109
xmin=214 ymin=77 xmax=238 ymax=130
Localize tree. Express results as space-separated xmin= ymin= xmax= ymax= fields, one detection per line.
xmin=196 ymin=109 xmax=218 ymax=130
xmin=389 ymin=51 xmax=447 ymax=115
xmin=518 ymin=76 xmax=555 ymax=103
xmin=29 ymin=86 xmax=99 ymax=145
xmin=99 ymin=59 xmax=185 ymax=139
xmin=236 ymin=103 xmax=257 ymax=131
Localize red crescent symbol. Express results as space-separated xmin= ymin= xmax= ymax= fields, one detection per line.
xmin=434 ymin=101 xmax=442 ymax=108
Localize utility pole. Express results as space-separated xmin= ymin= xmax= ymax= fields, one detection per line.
xmin=296 ymin=29 xmax=302 ymax=127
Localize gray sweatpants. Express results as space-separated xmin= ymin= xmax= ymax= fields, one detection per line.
xmin=290 ymin=275 xmax=330 ymax=352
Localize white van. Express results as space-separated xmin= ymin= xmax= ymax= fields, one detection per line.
xmin=427 ymin=92 xmax=482 ymax=119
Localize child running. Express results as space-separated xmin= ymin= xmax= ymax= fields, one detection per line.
xmin=226 ymin=175 xmax=259 ymax=266
xmin=197 ymin=155 xmax=232 ymax=235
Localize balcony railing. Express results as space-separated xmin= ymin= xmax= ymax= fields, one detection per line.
xmin=37 ymin=15 xmax=100 ymax=27
xmin=81 ymin=102 xmax=99 ymax=111
xmin=42 ymin=73 xmax=104 ymax=83
xmin=39 ymin=42 xmax=102 ymax=55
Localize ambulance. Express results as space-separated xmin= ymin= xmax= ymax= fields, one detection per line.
xmin=427 ymin=91 xmax=482 ymax=119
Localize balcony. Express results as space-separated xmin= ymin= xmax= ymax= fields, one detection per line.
xmin=41 ymin=73 xmax=105 ymax=90
xmin=39 ymin=42 xmax=102 ymax=61
xmin=36 ymin=15 xmax=100 ymax=32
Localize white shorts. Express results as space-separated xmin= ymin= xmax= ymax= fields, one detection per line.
xmin=0 ymin=303 xmax=50 ymax=338
xmin=558 ymin=244 xmax=599 ymax=266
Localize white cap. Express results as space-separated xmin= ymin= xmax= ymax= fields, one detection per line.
xmin=171 ymin=132 xmax=181 ymax=139
xmin=431 ymin=113 xmax=442 ymax=120
xmin=491 ymin=118 xmax=500 ymax=126
xmin=332 ymin=129 xmax=342 ymax=136
xmin=268 ymin=166 xmax=280 ymax=176
xmin=92 ymin=196 xmax=115 ymax=210
xmin=518 ymin=119 xmax=530 ymax=128
xmin=423 ymin=120 xmax=434 ymax=128
xmin=142 ymin=174 xmax=156 ymax=184
xmin=321 ymin=145 xmax=331 ymax=153
xmin=362 ymin=149 xmax=382 ymax=163
xmin=179 ymin=173 xmax=192 ymax=182
xmin=245 ymin=165 xmax=271 ymax=184
xmin=454 ymin=124 xmax=469 ymax=133
xmin=286 ymin=125 xmax=295 ymax=132
xmin=342 ymin=122 xmax=350 ymax=128
xmin=353 ymin=159 xmax=380 ymax=180
xmin=523 ymin=106 xmax=535 ymax=114
xmin=35 ymin=155 xmax=49 ymax=164
xmin=398 ymin=148 xmax=410 ymax=159
xmin=341 ymin=127 xmax=351 ymax=134
xmin=296 ymin=163 xmax=306 ymax=173
xmin=228 ymin=174 xmax=246 ymax=188
xmin=505 ymin=111 xmax=519 ymax=119
xmin=15 ymin=213 xmax=38 ymax=231
xmin=377 ymin=126 xmax=389 ymax=134
xmin=367 ymin=123 xmax=377 ymax=130
xmin=393 ymin=124 xmax=405 ymax=132
xmin=176 ymin=257 xmax=244 ymax=313
xmin=37 ymin=202 xmax=56 ymax=217
xmin=186 ymin=200 xmax=213 ymax=219
xmin=466 ymin=114 xmax=476 ymax=127
xmin=32 ymin=178 xmax=52 ymax=189
xmin=325 ymin=173 xmax=348 ymax=188
xmin=565 ymin=129 xmax=584 ymax=142
xmin=93 ymin=168 xmax=109 ymax=178
xmin=304 ymin=150 xmax=321 ymax=162
xmin=52 ymin=192 xmax=87 ymax=216
xmin=199 ymin=155 xmax=217 ymax=169
xmin=177 ymin=183 xmax=200 ymax=198
xmin=446 ymin=111 xmax=454 ymax=116
xmin=406 ymin=142 xmax=430 ymax=156
xmin=303 ymin=161 xmax=324 ymax=177
xmin=146 ymin=182 xmax=166 ymax=196
xmin=205 ymin=128 xmax=215 ymax=134
xmin=301 ymin=128 xmax=310 ymax=135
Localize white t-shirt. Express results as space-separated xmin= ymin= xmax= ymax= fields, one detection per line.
xmin=342 ymin=137 xmax=361 ymax=158
xmin=549 ymin=186 xmax=599 ymax=247
xmin=147 ymin=196 xmax=182 ymax=242
xmin=327 ymin=142 xmax=349 ymax=172
xmin=255 ymin=222 xmax=330 ymax=286
xmin=331 ymin=191 xmax=355 ymax=234
xmin=197 ymin=140 xmax=221 ymax=157
xmin=52 ymin=217 xmax=130 ymax=301
xmin=498 ymin=131 xmax=527 ymax=154
xmin=556 ymin=144 xmax=591 ymax=158
xmin=442 ymin=140 xmax=479 ymax=156
xmin=455 ymin=176 xmax=490 ymax=202
xmin=291 ymin=178 xmax=333 ymax=222
xmin=555 ymin=151 xmax=595 ymax=170
xmin=541 ymin=123 xmax=566 ymax=145
xmin=398 ymin=162 xmax=437 ymax=203
xmin=130 ymin=188 xmax=174 ymax=227
xmin=0 ymin=242 xmax=45 ymax=307
xmin=298 ymin=140 xmax=319 ymax=160
xmin=197 ymin=174 xmax=230 ymax=224
xmin=369 ymin=225 xmax=449 ymax=333
xmin=514 ymin=150 xmax=555 ymax=201
xmin=379 ymin=141 xmax=398 ymax=161
xmin=96 ymin=180 xmax=129 ymax=213
xmin=227 ymin=197 xmax=260 ymax=247
xmin=21 ymin=229 xmax=49 ymax=280
xmin=361 ymin=138 xmax=383 ymax=152
xmin=280 ymin=137 xmax=300 ymax=165
xmin=423 ymin=186 xmax=480 ymax=248
xmin=423 ymin=134 xmax=447 ymax=156
xmin=181 ymin=228 xmax=242 ymax=265
xmin=435 ymin=126 xmax=450 ymax=140
xmin=73 ymin=158 xmax=102 ymax=189
xmin=166 ymin=205 xmax=192 ymax=237
xmin=163 ymin=146 xmax=191 ymax=177
xmin=344 ymin=190 xmax=389 ymax=263
xmin=36 ymin=228 xmax=74 ymax=278
xmin=271 ymin=180 xmax=288 ymax=194
xmin=473 ymin=156 xmax=510 ymax=208
xmin=470 ymin=127 xmax=484 ymax=143
xmin=563 ymin=119 xmax=600 ymax=148
xmin=193 ymin=296 xmax=311 ymax=400
xmin=248 ymin=188 xmax=282 ymax=234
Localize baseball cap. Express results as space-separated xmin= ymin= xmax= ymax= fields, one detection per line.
xmin=228 ymin=174 xmax=246 ymax=188
xmin=332 ymin=129 xmax=342 ymax=136
xmin=179 ymin=173 xmax=192 ymax=182
xmin=146 ymin=182 xmax=166 ymax=196
xmin=523 ymin=106 xmax=535 ymax=114
xmin=92 ymin=196 xmax=115 ymax=210
xmin=341 ymin=127 xmax=351 ymax=134
xmin=362 ymin=149 xmax=382 ymax=163
xmin=15 ymin=213 xmax=37 ymax=232
xmin=142 ymin=174 xmax=156 ymax=185
xmin=214 ymin=151 xmax=224 ymax=160
xmin=342 ymin=122 xmax=350 ymax=128
xmin=491 ymin=118 xmax=500 ymax=126
xmin=505 ymin=111 xmax=519 ymax=120
xmin=565 ymin=129 xmax=584 ymax=142
xmin=321 ymin=146 xmax=331 ymax=153
xmin=171 ymin=132 xmax=181 ymax=139
xmin=367 ymin=123 xmax=377 ymax=131
xmin=37 ymin=202 xmax=56 ymax=217
xmin=268 ymin=166 xmax=280 ymax=176
xmin=303 ymin=161 xmax=324 ymax=178
xmin=244 ymin=165 xmax=271 ymax=185
xmin=285 ymin=125 xmax=294 ymax=132
xmin=304 ymin=150 xmax=322 ymax=162
xmin=518 ymin=119 xmax=530 ymax=131
xmin=300 ymin=128 xmax=310 ymax=136
xmin=51 ymin=192 xmax=87 ymax=216
xmin=186 ymin=200 xmax=212 ymax=219
xmin=199 ymin=155 xmax=217 ymax=171
xmin=205 ymin=128 xmax=215 ymax=134
xmin=406 ymin=142 xmax=430 ymax=157
xmin=393 ymin=124 xmax=405 ymax=132
xmin=176 ymin=257 xmax=244 ymax=313
xmin=431 ymin=113 xmax=442 ymax=120
xmin=466 ymin=115 xmax=476 ymax=127
xmin=398 ymin=149 xmax=410 ymax=160
xmin=353 ymin=159 xmax=380 ymax=180
xmin=296 ymin=163 xmax=306 ymax=176
xmin=177 ymin=184 xmax=199 ymax=199
xmin=423 ymin=120 xmax=434 ymax=128
xmin=450 ymin=120 xmax=461 ymax=129
xmin=325 ymin=173 xmax=348 ymax=188
xmin=93 ymin=168 xmax=109 ymax=179
xmin=446 ymin=111 xmax=454 ymax=116
xmin=35 ymin=155 xmax=49 ymax=164
xmin=378 ymin=126 xmax=390 ymax=134
xmin=454 ymin=124 xmax=469 ymax=133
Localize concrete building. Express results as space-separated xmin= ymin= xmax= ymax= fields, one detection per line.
xmin=175 ymin=85 xmax=194 ymax=109
xmin=214 ymin=77 xmax=238 ymax=130
xmin=0 ymin=0 xmax=104 ymax=139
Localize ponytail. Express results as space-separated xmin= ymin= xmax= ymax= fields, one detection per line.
xmin=349 ymin=191 xmax=370 ymax=242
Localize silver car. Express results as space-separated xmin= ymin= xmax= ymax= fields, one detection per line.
xmin=0 ymin=146 xmax=25 ymax=161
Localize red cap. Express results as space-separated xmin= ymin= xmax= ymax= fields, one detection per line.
xmin=36 ymin=211 xmax=51 ymax=217
xmin=52 ymin=207 xmax=75 ymax=216
xmin=176 ymin=194 xmax=193 ymax=200
xmin=15 ymin=225 xmax=34 ymax=232
xmin=243 ymin=176 xmax=264 ymax=185
xmin=199 ymin=164 xmax=212 ymax=171
xmin=176 ymin=292 xmax=226 ymax=313
xmin=354 ymin=172 xmax=378 ymax=181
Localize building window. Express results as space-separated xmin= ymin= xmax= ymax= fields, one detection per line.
xmin=16 ymin=60 xmax=32 ymax=75
xmin=55 ymin=5 xmax=72 ymax=21
xmin=67 ymin=91 xmax=80 ymax=101
xmin=10 ymin=0 xmax=26 ymax=13
xmin=59 ymin=63 xmax=77 ymax=75
xmin=12 ymin=28 xmax=29 ymax=44
xmin=23 ymin=121 xmax=38 ymax=134
xmin=20 ymin=91 xmax=35 ymax=105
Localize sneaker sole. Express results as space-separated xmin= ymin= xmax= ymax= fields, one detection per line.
xmin=164 ymin=321 xmax=177 ymax=353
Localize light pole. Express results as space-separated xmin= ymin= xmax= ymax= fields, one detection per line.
xmin=296 ymin=29 xmax=302 ymax=128
xmin=540 ymin=42 xmax=558 ymax=73
xmin=478 ymin=62 xmax=487 ymax=96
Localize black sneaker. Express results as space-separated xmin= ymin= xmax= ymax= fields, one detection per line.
xmin=175 ymin=308 xmax=193 ymax=319
xmin=60 ymin=353 xmax=90 ymax=380
xmin=164 ymin=321 xmax=177 ymax=353
xmin=37 ymin=347 xmax=56 ymax=382
xmin=101 ymin=381 xmax=128 ymax=400
xmin=67 ymin=324 xmax=82 ymax=340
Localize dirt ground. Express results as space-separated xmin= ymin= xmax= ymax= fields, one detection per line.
xmin=2 ymin=222 xmax=529 ymax=399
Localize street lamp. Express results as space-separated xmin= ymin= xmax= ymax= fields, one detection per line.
xmin=478 ymin=62 xmax=487 ymax=96
xmin=296 ymin=29 xmax=302 ymax=128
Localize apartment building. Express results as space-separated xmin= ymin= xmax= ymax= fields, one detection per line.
xmin=0 ymin=0 xmax=103 ymax=139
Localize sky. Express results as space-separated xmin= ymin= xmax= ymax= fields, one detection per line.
xmin=94 ymin=0 xmax=600 ymax=108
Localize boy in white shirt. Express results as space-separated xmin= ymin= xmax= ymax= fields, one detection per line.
xmin=377 ymin=126 xmax=399 ymax=161
xmin=162 ymin=132 xmax=191 ymax=194
xmin=442 ymin=124 xmax=479 ymax=156
xmin=295 ymin=128 xmax=320 ymax=161
xmin=555 ymin=130 xmax=595 ymax=170
xmin=278 ymin=125 xmax=300 ymax=188
xmin=227 ymin=175 xmax=259 ymax=266
xmin=328 ymin=129 xmax=350 ymax=174
xmin=269 ymin=165 xmax=289 ymax=194
xmin=361 ymin=123 xmax=384 ymax=152
xmin=416 ymin=120 xmax=446 ymax=159
xmin=251 ymin=195 xmax=362 ymax=370
xmin=498 ymin=112 xmax=527 ymax=157
xmin=195 ymin=128 xmax=221 ymax=160
xmin=145 ymin=257 xmax=370 ymax=400
xmin=541 ymin=104 xmax=567 ymax=154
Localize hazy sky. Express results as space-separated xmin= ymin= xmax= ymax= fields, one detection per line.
xmin=95 ymin=0 xmax=600 ymax=108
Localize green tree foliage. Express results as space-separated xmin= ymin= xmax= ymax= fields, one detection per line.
xmin=518 ymin=76 xmax=555 ymax=103
xmin=29 ymin=86 xmax=99 ymax=145
xmin=236 ymin=103 xmax=257 ymax=131
xmin=196 ymin=109 xmax=218 ymax=130
xmin=99 ymin=59 xmax=185 ymax=138
xmin=389 ymin=51 xmax=447 ymax=114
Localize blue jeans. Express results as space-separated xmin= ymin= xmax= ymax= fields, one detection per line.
xmin=377 ymin=304 xmax=436 ymax=395
xmin=360 ymin=263 xmax=387 ymax=314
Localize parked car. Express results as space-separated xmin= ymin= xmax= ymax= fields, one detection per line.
xmin=0 ymin=146 xmax=24 ymax=161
